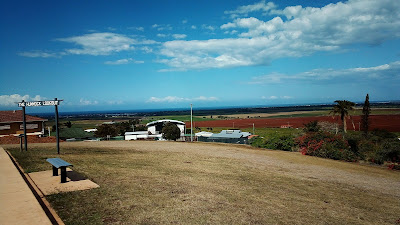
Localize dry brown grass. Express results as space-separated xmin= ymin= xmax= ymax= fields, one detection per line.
xmin=4 ymin=141 xmax=400 ymax=225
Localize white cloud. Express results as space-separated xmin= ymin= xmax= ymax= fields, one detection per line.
xmin=191 ymin=25 xmax=197 ymax=29
xmin=182 ymin=20 xmax=188 ymax=24
xmin=193 ymin=96 xmax=218 ymax=101
xmin=107 ymin=100 xmax=123 ymax=105
xmin=157 ymin=34 xmax=167 ymax=38
xmin=19 ymin=32 xmax=158 ymax=58
xmin=147 ymin=96 xmax=188 ymax=103
xmin=202 ymin=24 xmax=215 ymax=31
xmin=141 ymin=46 xmax=153 ymax=53
xmin=79 ymin=98 xmax=98 ymax=105
xmin=261 ymin=95 xmax=292 ymax=100
xmin=104 ymin=58 xmax=144 ymax=65
xmin=128 ymin=26 xmax=144 ymax=31
xmin=172 ymin=34 xmax=187 ymax=39
xmin=18 ymin=51 xmax=59 ymax=58
xmin=224 ymin=0 xmax=277 ymax=18
xmin=147 ymin=96 xmax=218 ymax=103
xmin=160 ymin=0 xmax=400 ymax=70
xmin=250 ymin=61 xmax=400 ymax=85
xmin=0 ymin=94 xmax=44 ymax=106
xmin=261 ymin=96 xmax=276 ymax=100
xmin=153 ymin=24 xmax=172 ymax=31
xmin=56 ymin=32 xmax=135 ymax=56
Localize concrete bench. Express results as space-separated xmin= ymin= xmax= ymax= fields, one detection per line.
xmin=46 ymin=158 xmax=73 ymax=183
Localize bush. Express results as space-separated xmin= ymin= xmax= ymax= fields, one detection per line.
xmin=380 ymin=139 xmax=400 ymax=164
xmin=371 ymin=129 xmax=397 ymax=139
xmin=265 ymin=135 xmax=294 ymax=151
xmin=303 ymin=120 xmax=320 ymax=132
xmin=249 ymin=137 xmax=265 ymax=148
xmin=162 ymin=122 xmax=181 ymax=141
xmin=250 ymin=134 xmax=294 ymax=151
xmin=94 ymin=124 xmax=118 ymax=138
xmin=295 ymin=132 xmax=357 ymax=161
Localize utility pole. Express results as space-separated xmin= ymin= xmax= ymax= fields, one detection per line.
xmin=190 ymin=103 xmax=193 ymax=142
xmin=253 ymin=123 xmax=255 ymax=135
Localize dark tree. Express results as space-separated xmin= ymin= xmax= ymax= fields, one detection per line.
xmin=162 ymin=122 xmax=181 ymax=141
xmin=361 ymin=94 xmax=370 ymax=135
xmin=116 ymin=122 xmax=131 ymax=135
xmin=330 ymin=100 xmax=355 ymax=133
xmin=303 ymin=120 xmax=320 ymax=132
xmin=64 ymin=121 xmax=72 ymax=128
xmin=135 ymin=125 xmax=147 ymax=131
xmin=94 ymin=124 xmax=118 ymax=138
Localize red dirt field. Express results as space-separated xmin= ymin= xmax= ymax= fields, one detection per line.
xmin=187 ymin=115 xmax=400 ymax=132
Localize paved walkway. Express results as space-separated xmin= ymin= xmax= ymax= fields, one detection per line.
xmin=0 ymin=147 xmax=52 ymax=225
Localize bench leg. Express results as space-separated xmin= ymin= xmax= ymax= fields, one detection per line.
xmin=60 ymin=167 xmax=67 ymax=183
xmin=52 ymin=166 xmax=58 ymax=176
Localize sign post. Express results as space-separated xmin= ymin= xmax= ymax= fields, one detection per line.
xmin=18 ymin=99 xmax=63 ymax=154
xmin=21 ymin=100 xmax=28 ymax=151
xmin=54 ymin=98 xmax=60 ymax=154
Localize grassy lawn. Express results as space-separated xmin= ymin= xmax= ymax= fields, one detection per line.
xmin=4 ymin=141 xmax=400 ymax=225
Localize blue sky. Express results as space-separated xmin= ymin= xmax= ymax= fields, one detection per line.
xmin=1 ymin=0 xmax=399 ymax=112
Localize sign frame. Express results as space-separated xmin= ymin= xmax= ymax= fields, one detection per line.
xmin=18 ymin=98 xmax=63 ymax=154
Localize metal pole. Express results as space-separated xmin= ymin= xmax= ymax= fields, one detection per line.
xmin=253 ymin=123 xmax=255 ymax=135
xmin=22 ymin=101 xmax=27 ymax=151
xmin=190 ymin=104 xmax=194 ymax=141
xmin=20 ymin=135 xmax=23 ymax=152
xmin=55 ymin=98 xmax=60 ymax=154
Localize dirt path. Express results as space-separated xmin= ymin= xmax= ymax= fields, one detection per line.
xmin=35 ymin=141 xmax=400 ymax=198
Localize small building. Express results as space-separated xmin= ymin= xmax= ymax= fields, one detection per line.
xmin=146 ymin=120 xmax=186 ymax=137
xmin=280 ymin=124 xmax=293 ymax=128
xmin=0 ymin=110 xmax=47 ymax=137
xmin=84 ymin=128 xmax=97 ymax=133
xmin=125 ymin=131 xmax=152 ymax=140
xmin=125 ymin=119 xmax=186 ymax=141
xmin=199 ymin=130 xmax=252 ymax=144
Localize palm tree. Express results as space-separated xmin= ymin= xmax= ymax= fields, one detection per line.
xmin=330 ymin=100 xmax=355 ymax=133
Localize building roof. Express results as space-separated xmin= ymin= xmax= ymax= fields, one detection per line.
xmin=195 ymin=131 xmax=214 ymax=137
xmin=146 ymin=119 xmax=186 ymax=127
xmin=210 ymin=130 xmax=251 ymax=139
xmin=0 ymin=110 xmax=47 ymax=123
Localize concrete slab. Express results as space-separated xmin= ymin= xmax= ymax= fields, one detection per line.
xmin=29 ymin=168 xmax=99 ymax=195
xmin=0 ymin=147 xmax=52 ymax=225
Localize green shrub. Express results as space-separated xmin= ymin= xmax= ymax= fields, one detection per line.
xmin=264 ymin=135 xmax=294 ymax=151
xmin=295 ymin=132 xmax=357 ymax=161
xmin=249 ymin=137 xmax=265 ymax=148
xmin=249 ymin=134 xmax=294 ymax=151
xmin=380 ymin=139 xmax=400 ymax=163
xmin=303 ymin=120 xmax=320 ymax=132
